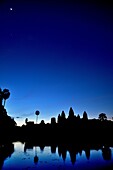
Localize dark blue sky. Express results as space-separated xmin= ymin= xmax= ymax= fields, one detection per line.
xmin=0 ymin=0 xmax=113 ymax=125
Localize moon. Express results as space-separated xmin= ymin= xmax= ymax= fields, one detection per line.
xmin=10 ymin=8 xmax=13 ymax=11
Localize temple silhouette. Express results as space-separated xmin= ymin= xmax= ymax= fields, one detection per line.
xmin=0 ymin=88 xmax=113 ymax=146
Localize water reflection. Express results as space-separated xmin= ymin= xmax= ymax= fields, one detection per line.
xmin=0 ymin=143 xmax=14 ymax=169
xmin=34 ymin=146 xmax=39 ymax=164
xmin=1 ymin=142 xmax=113 ymax=170
xmin=102 ymin=146 xmax=111 ymax=160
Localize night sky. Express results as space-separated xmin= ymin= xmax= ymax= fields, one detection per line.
xmin=0 ymin=0 xmax=113 ymax=126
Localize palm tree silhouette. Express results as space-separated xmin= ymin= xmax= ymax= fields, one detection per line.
xmin=35 ymin=110 xmax=40 ymax=124
xmin=2 ymin=88 xmax=10 ymax=107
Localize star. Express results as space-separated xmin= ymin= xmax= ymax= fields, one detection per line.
xmin=10 ymin=8 xmax=13 ymax=11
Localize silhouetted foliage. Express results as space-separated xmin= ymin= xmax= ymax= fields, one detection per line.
xmin=2 ymin=89 xmax=10 ymax=107
xmin=0 ymin=88 xmax=16 ymax=135
xmin=98 ymin=113 xmax=107 ymax=121
xmin=0 ymin=88 xmax=10 ymax=106
xmin=0 ymin=105 xmax=17 ymax=129
xmin=35 ymin=110 xmax=40 ymax=124
xmin=35 ymin=110 xmax=40 ymax=116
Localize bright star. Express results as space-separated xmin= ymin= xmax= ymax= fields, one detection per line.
xmin=10 ymin=8 xmax=13 ymax=11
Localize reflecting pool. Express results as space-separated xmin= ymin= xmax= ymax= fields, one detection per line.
xmin=1 ymin=142 xmax=113 ymax=170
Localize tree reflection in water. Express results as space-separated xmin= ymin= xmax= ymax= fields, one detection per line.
xmin=34 ymin=146 xmax=39 ymax=164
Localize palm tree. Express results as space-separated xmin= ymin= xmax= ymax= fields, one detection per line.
xmin=98 ymin=113 xmax=107 ymax=121
xmin=2 ymin=88 xmax=10 ymax=107
xmin=35 ymin=110 xmax=40 ymax=124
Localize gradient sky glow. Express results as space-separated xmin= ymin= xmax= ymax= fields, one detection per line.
xmin=0 ymin=0 xmax=113 ymax=126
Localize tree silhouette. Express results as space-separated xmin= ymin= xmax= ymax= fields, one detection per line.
xmin=0 ymin=88 xmax=10 ymax=107
xmin=2 ymin=89 xmax=10 ymax=107
xmin=98 ymin=113 xmax=107 ymax=121
xmin=35 ymin=110 xmax=40 ymax=124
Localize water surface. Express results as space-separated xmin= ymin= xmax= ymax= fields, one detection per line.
xmin=1 ymin=142 xmax=113 ymax=170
